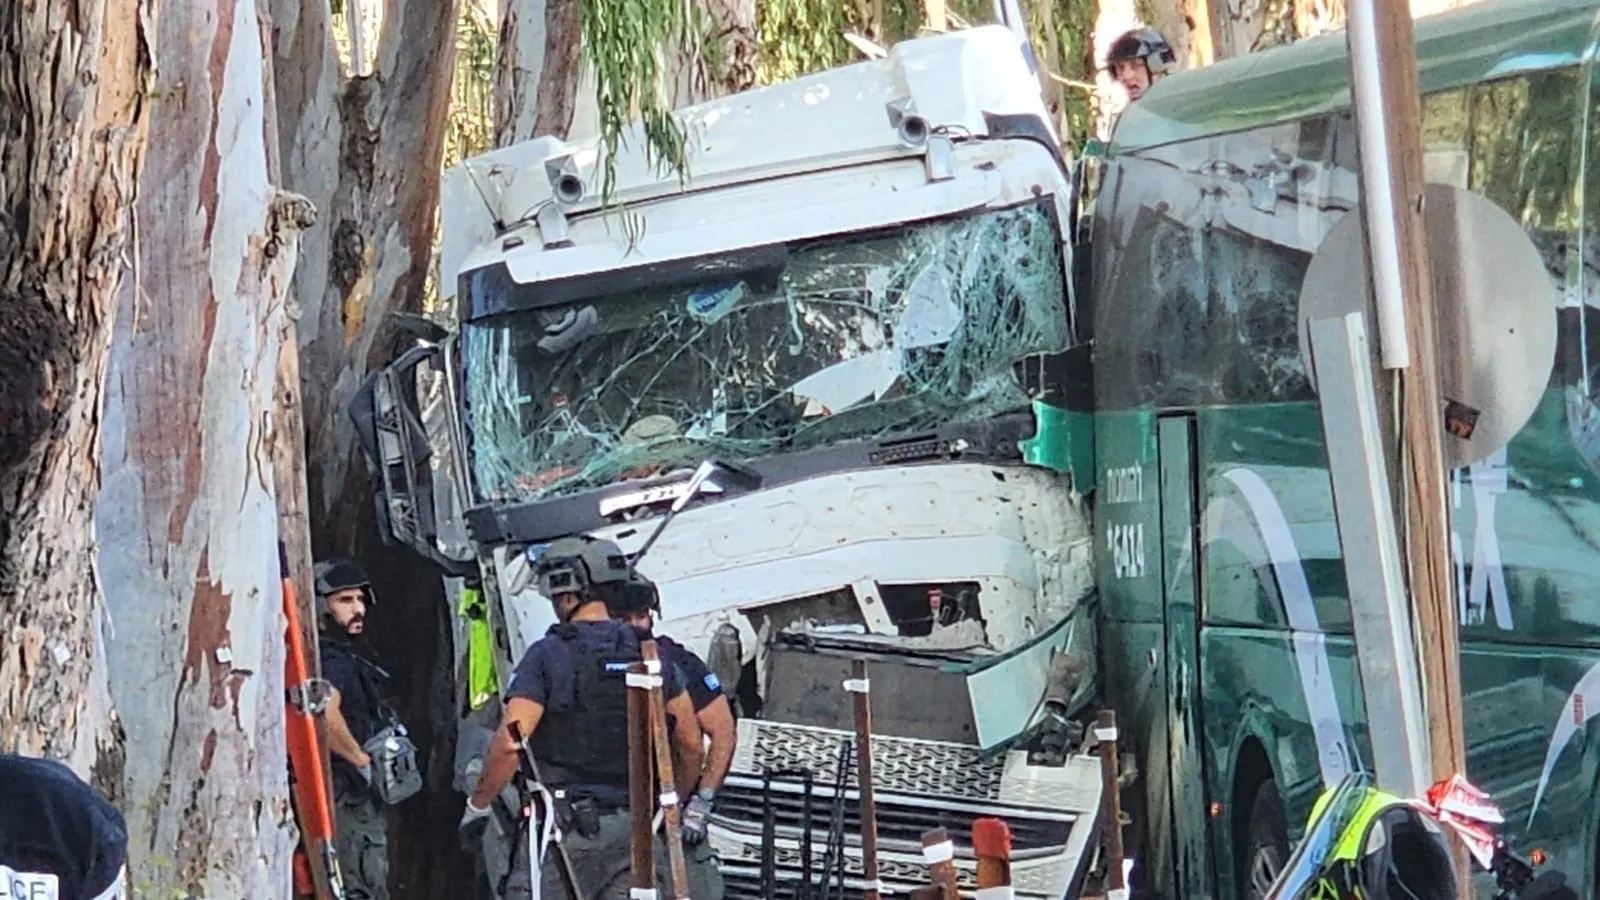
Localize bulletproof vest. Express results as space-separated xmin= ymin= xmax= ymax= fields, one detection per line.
xmin=529 ymin=622 xmax=636 ymax=789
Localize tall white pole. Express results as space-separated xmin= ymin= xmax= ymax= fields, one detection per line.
xmin=1347 ymin=0 xmax=1410 ymax=371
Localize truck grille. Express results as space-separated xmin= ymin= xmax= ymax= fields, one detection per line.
xmin=712 ymin=775 xmax=1076 ymax=855
xmin=710 ymin=720 xmax=1102 ymax=900
xmin=731 ymin=720 xmax=1006 ymax=801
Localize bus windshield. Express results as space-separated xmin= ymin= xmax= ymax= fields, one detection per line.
xmin=461 ymin=202 xmax=1072 ymax=503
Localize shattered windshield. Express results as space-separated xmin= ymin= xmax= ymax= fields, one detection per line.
xmin=462 ymin=201 xmax=1071 ymax=503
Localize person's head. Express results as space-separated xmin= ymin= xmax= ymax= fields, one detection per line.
xmin=0 ymin=754 xmax=129 ymax=900
xmin=314 ymin=558 xmax=373 ymax=637
xmin=1106 ymin=27 xmax=1177 ymax=102
xmin=604 ymin=572 xmax=662 ymax=632
xmin=532 ymin=535 xmax=631 ymax=622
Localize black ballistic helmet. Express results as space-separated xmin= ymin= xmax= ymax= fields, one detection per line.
xmin=313 ymin=557 xmax=374 ymax=616
xmin=1106 ymin=27 xmax=1177 ymax=76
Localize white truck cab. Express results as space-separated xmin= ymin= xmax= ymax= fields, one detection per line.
xmin=353 ymin=23 xmax=1109 ymax=899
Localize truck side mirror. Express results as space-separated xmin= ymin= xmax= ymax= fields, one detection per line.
xmin=348 ymin=344 xmax=471 ymax=576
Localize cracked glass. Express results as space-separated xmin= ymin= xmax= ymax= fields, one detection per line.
xmin=462 ymin=201 xmax=1071 ymax=502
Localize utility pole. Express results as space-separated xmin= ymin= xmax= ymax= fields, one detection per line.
xmin=1344 ymin=0 xmax=1469 ymax=882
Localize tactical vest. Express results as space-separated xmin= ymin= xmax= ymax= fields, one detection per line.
xmin=528 ymin=622 xmax=636 ymax=790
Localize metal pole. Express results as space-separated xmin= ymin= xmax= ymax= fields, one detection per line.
xmin=1346 ymin=0 xmax=1410 ymax=371
xmin=1344 ymin=0 xmax=1469 ymax=883
xmin=1308 ymin=312 xmax=1431 ymax=797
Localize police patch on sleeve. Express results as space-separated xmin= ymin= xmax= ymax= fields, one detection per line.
xmin=1 ymin=865 xmax=61 ymax=900
xmin=703 ymin=672 xmax=721 ymax=692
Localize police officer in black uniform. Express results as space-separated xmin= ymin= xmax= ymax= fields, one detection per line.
xmin=460 ymin=535 xmax=705 ymax=900
xmin=315 ymin=558 xmax=398 ymax=900
xmin=608 ymin=575 xmax=731 ymax=900
xmin=0 ymin=753 xmax=128 ymax=900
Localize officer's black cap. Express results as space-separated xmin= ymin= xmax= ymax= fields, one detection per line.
xmin=0 ymin=753 xmax=128 ymax=899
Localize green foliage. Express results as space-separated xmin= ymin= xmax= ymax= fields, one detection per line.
xmin=446 ymin=1 xmax=499 ymax=167
xmin=582 ymin=0 xmax=697 ymax=200
xmin=751 ymin=0 xmax=1096 ymax=153
xmin=754 ymin=0 xmax=855 ymax=83
xmin=1031 ymin=0 xmax=1097 ymax=151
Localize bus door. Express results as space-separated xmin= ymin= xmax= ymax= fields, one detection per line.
xmin=1156 ymin=412 xmax=1216 ymax=898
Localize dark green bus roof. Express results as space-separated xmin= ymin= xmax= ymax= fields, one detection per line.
xmin=1110 ymin=0 xmax=1600 ymax=155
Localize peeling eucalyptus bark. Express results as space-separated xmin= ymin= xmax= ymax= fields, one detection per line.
xmin=93 ymin=0 xmax=309 ymax=893
xmin=272 ymin=1 xmax=468 ymax=897
xmin=495 ymin=0 xmax=582 ymax=144
xmin=273 ymin=0 xmax=460 ymax=542
xmin=0 ymin=0 xmax=151 ymax=784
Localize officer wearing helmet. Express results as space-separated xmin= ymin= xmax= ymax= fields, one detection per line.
xmin=316 ymin=558 xmax=419 ymax=900
xmin=1 ymin=753 xmax=129 ymax=899
xmin=608 ymin=573 xmax=730 ymax=900
xmin=1105 ymin=27 xmax=1177 ymax=103
xmin=460 ymin=535 xmax=705 ymax=900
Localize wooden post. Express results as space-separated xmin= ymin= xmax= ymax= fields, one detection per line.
xmin=849 ymin=659 xmax=882 ymax=900
xmin=1345 ymin=0 xmax=1469 ymax=882
xmin=627 ymin=660 xmax=656 ymax=894
xmin=921 ymin=828 xmax=959 ymax=899
xmin=641 ymin=640 xmax=691 ymax=898
xmin=973 ymin=817 xmax=1014 ymax=897
xmin=1095 ymin=710 xmax=1127 ymax=898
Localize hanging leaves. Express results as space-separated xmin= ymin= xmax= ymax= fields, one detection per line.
xmin=582 ymin=0 xmax=697 ymax=200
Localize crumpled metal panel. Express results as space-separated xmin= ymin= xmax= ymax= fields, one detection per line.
xmin=463 ymin=202 xmax=1070 ymax=502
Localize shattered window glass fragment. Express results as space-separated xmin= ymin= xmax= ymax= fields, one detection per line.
xmin=462 ymin=201 xmax=1071 ymax=502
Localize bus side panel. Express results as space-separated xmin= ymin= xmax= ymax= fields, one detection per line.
xmin=1095 ymin=408 xmax=1171 ymax=891
xmin=1197 ymin=628 xmax=1361 ymax=896
xmin=1195 ymin=405 xmax=1368 ymax=894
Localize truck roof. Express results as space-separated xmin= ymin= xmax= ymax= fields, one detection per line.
xmin=1110 ymin=0 xmax=1599 ymax=155
xmin=456 ymin=24 xmax=1050 ymax=229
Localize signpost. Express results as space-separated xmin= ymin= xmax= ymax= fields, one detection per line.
xmin=1342 ymin=0 xmax=1470 ymax=882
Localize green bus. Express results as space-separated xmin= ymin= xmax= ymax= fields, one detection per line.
xmin=1085 ymin=0 xmax=1600 ymax=896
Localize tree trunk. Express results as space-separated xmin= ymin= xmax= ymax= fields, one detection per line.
xmin=495 ymin=0 xmax=583 ymax=144
xmin=1187 ymin=0 xmax=1223 ymax=65
xmin=668 ymin=0 xmax=760 ymax=105
xmin=272 ymin=1 xmax=467 ymax=898
xmin=93 ymin=0 xmax=311 ymax=893
xmin=1141 ymin=0 xmax=1196 ymax=69
xmin=494 ymin=0 xmax=758 ymax=150
xmin=1294 ymin=0 xmax=1344 ymax=38
xmin=273 ymin=0 xmax=460 ymax=542
xmin=0 ymin=0 xmax=151 ymax=789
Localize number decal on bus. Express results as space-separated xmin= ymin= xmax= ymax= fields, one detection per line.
xmin=1107 ymin=522 xmax=1146 ymax=579
xmin=1104 ymin=465 xmax=1144 ymax=505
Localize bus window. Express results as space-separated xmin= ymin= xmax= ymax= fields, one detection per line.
xmin=1091 ymin=114 xmax=1351 ymax=412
